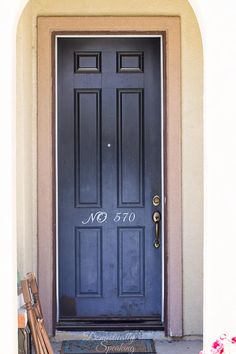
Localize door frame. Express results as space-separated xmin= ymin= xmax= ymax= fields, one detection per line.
xmin=37 ymin=16 xmax=182 ymax=336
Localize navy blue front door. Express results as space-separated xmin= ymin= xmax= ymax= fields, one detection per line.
xmin=57 ymin=38 xmax=163 ymax=326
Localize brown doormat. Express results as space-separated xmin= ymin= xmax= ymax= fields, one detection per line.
xmin=61 ymin=339 xmax=156 ymax=354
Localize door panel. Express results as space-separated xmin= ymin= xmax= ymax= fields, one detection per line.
xmin=118 ymin=227 xmax=145 ymax=297
xmin=75 ymin=89 xmax=102 ymax=207
xmin=57 ymin=38 xmax=162 ymax=324
xmin=75 ymin=227 xmax=102 ymax=297
xmin=117 ymin=89 xmax=144 ymax=206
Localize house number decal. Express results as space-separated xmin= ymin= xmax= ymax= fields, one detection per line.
xmin=82 ymin=212 xmax=136 ymax=225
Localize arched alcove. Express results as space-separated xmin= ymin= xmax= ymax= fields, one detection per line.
xmin=16 ymin=0 xmax=203 ymax=336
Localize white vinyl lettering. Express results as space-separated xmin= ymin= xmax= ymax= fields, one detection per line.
xmin=113 ymin=212 xmax=121 ymax=222
xmin=82 ymin=211 xmax=108 ymax=225
xmin=122 ymin=212 xmax=129 ymax=222
xmin=114 ymin=212 xmax=136 ymax=223
xmin=96 ymin=212 xmax=108 ymax=223
xmin=81 ymin=211 xmax=136 ymax=224
xmin=128 ymin=212 xmax=136 ymax=222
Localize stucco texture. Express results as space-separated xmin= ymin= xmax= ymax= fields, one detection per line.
xmin=16 ymin=0 xmax=203 ymax=336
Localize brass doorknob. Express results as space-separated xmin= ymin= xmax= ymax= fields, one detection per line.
xmin=152 ymin=211 xmax=161 ymax=248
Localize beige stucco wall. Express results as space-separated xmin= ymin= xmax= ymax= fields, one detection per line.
xmin=16 ymin=1 xmax=37 ymax=276
xmin=16 ymin=0 xmax=203 ymax=336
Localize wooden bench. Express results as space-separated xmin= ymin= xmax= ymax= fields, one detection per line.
xmin=21 ymin=273 xmax=53 ymax=354
xmin=18 ymin=292 xmax=32 ymax=354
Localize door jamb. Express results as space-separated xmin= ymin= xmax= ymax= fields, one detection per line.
xmin=37 ymin=16 xmax=182 ymax=336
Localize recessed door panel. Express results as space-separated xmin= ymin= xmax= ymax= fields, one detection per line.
xmin=74 ymin=89 xmax=101 ymax=207
xmin=117 ymin=89 xmax=144 ymax=207
xmin=118 ymin=227 xmax=145 ymax=297
xmin=75 ymin=227 xmax=102 ymax=298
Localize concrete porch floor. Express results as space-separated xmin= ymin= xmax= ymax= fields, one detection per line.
xmin=50 ymin=331 xmax=203 ymax=354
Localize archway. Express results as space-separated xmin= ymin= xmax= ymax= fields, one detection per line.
xmin=16 ymin=0 xmax=203 ymax=337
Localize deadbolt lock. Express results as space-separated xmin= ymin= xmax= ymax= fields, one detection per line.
xmin=152 ymin=195 xmax=160 ymax=206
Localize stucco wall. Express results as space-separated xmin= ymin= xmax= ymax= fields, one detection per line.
xmin=189 ymin=0 xmax=236 ymax=347
xmin=16 ymin=0 xmax=37 ymax=277
xmin=16 ymin=0 xmax=203 ymax=336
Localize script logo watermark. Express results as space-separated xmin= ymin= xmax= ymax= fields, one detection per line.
xmin=96 ymin=340 xmax=135 ymax=354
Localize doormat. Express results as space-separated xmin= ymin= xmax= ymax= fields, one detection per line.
xmin=61 ymin=339 xmax=156 ymax=354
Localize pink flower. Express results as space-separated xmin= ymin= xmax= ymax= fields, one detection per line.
xmin=211 ymin=340 xmax=224 ymax=354
xmin=220 ymin=334 xmax=227 ymax=340
xmin=200 ymin=334 xmax=236 ymax=354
